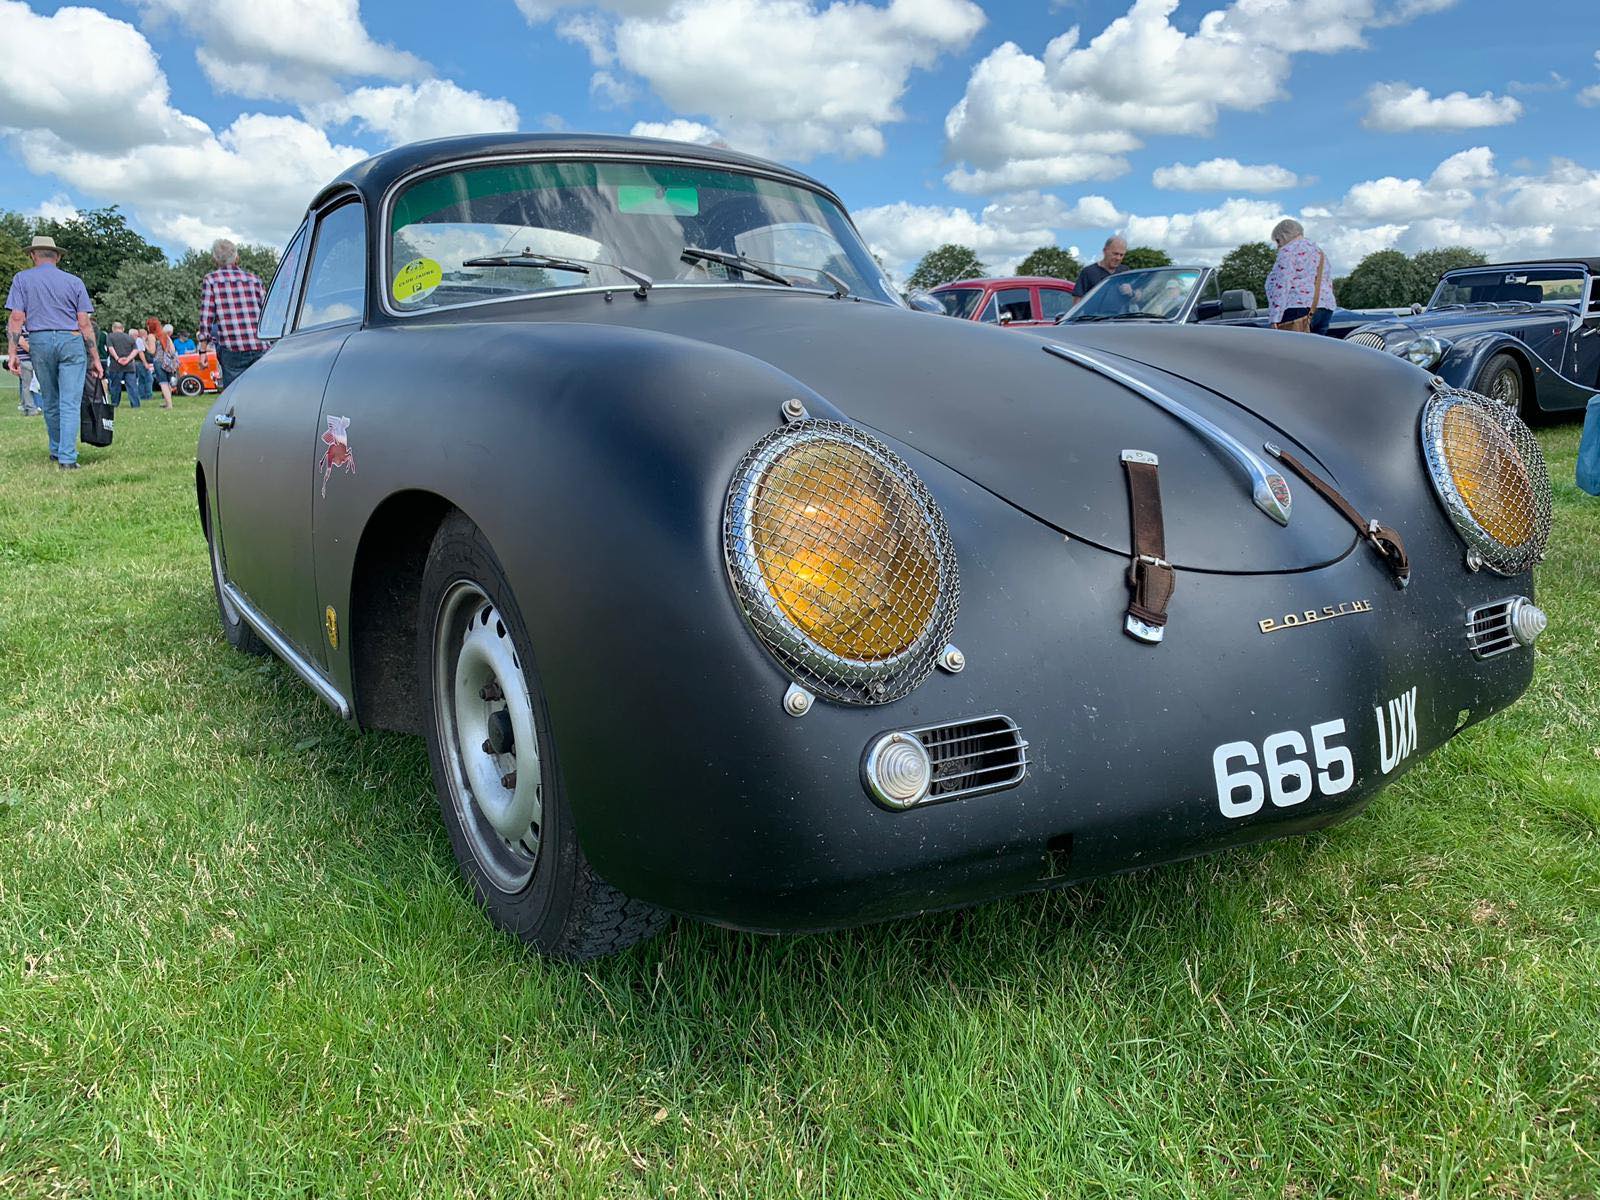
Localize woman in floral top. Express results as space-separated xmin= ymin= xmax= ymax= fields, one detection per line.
xmin=1265 ymin=219 xmax=1337 ymax=335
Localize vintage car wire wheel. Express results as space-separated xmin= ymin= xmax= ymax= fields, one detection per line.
xmin=1420 ymin=388 xmax=1551 ymax=575
xmin=1474 ymin=353 xmax=1523 ymax=415
xmin=724 ymin=420 xmax=959 ymax=705
xmin=432 ymin=579 xmax=544 ymax=894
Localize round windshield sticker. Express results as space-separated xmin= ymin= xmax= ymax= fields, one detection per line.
xmin=392 ymin=258 xmax=442 ymax=304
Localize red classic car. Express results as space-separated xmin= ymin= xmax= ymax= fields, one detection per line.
xmin=930 ymin=276 xmax=1077 ymax=327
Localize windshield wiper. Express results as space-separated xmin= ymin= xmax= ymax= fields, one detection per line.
xmin=680 ymin=247 xmax=793 ymax=288
xmin=462 ymin=251 xmax=653 ymax=298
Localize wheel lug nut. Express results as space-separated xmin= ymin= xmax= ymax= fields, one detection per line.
xmin=500 ymin=772 xmax=517 ymax=789
xmin=480 ymin=682 xmax=503 ymax=702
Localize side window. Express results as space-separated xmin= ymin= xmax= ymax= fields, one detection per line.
xmin=1039 ymin=287 xmax=1074 ymax=321
xmin=297 ymin=202 xmax=367 ymax=331
xmin=995 ymin=287 xmax=1033 ymax=323
xmin=257 ymin=223 xmax=308 ymax=341
xmin=978 ymin=294 xmax=1000 ymax=323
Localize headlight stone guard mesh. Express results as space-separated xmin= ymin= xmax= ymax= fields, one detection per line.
xmin=1420 ymin=388 xmax=1551 ymax=575
xmin=724 ymin=420 xmax=959 ymax=705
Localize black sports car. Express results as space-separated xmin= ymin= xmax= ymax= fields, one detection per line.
xmin=198 ymin=134 xmax=1554 ymax=959
xmin=1346 ymin=259 xmax=1600 ymax=417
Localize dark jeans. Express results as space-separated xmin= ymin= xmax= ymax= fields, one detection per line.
xmin=217 ymin=347 xmax=264 ymax=390
xmin=106 ymin=368 xmax=139 ymax=407
xmin=1280 ymin=306 xmax=1333 ymax=336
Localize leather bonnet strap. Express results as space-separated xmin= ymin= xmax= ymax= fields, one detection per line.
xmin=1266 ymin=443 xmax=1411 ymax=588
xmin=1120 ymin=450 xmax=1175 ymax=643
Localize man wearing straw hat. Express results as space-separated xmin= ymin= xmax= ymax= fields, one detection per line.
xmin=5 ymin=235 xmax=102 ymax=470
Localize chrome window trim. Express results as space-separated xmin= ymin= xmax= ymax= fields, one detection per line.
xmin=374 ymin=150 xmax=885 ymax=321
xmin=222 ymin=582 xmax=352 ymax=719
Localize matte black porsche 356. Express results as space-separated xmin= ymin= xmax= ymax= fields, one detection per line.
xmin=199 ymin=134 xmax=1553 ymax=959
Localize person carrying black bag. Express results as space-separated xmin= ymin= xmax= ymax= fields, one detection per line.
xmin=80 ymin=321 xmax=114 ymax=449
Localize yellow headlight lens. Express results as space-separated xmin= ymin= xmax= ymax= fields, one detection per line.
xmin=1440 ymin=402 xmax=1537 ymax=547
xmin=750 ymin=438 xmax=940 ymax=661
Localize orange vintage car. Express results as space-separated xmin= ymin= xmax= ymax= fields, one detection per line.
xmin=175 ymin=351 xmax=222 ymax=396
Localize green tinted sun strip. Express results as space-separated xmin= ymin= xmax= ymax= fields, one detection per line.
xmin=392 ymin=161 xmax=775 ymax=232
xmin=616 ymin=185 xmax=699 ymax=215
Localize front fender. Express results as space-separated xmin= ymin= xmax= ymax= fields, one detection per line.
xmin=1437 ymin=331 xmax=1596 ymax=414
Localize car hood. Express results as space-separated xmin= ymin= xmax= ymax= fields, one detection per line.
xmin=586 ymin=292 xmax=1369 ymax=573
xmin=1356 ymin=305 xmax=1571 ymax=344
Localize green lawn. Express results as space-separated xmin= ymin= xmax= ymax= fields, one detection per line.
xmin=1 ymin=395 xmax=1597 ymax=1199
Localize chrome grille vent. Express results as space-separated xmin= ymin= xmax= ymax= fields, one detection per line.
xmin=1348 ymin=332 xmax=1388 ymax=351
xmin=1466 ymin=596 xmax=1543 ymax=659
xmin=908 ymin=715 xmax=1028 ymax=804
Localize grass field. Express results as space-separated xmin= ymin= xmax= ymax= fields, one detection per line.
xmin=1 ymin=393 xmax=1597 ymax=1199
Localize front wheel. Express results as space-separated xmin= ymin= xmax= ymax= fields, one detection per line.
xmin=178 ymin=375 xmax=203 ymax=396
xmin=1473 ymin=353 xmax=1524 ymax=417
xmin=418 ymin=512 xmax=667 ymax=960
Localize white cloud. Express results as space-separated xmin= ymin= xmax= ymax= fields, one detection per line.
xmin=943 ymin=0 xmax=1460 ymax=196
xmin=854 ymin=193 xmax=1079 ymax=279
xmin=308 ymin=80 xmax=519 ymax=145
xmin=522 ymin=0 xmax=985 ymax=161
xmin=0 ymin=0 xmax=208 ymax=152
xmin=134 ymin=0 xmax=426 ymax=103
xmin=629 ymin=119 xmax=726 ymax=146
xmin=1122 ymin=197 xmax=1288 ymax=260
xmin=0 ymin=1 xmax=366 ymax=250
xmin=30 ymin=195 xmax=80 ymax=224
xmin=1581 ymin=52 xmax=1600 ymax=107
xmin=1362 ymin=82 xmax=1522 ymax=132
xmin=1152 ymin=158 xmax=1302 ymax=192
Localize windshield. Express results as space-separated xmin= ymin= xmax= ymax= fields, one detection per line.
xmin=387 ymin=159 xmax=898 ymax=310
xmin=1063 ymin=267 xmax=1202 ymax=322
xmin=1428 ymin=267 xmax=1586 ymax=310
xmin=935 ymin=287 xmax=985 ymax=319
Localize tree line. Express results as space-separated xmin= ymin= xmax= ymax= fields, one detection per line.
xmin=906 ymin=240 xmax=1490 ymax=310
xmin=0 ymin=206 xmax=279 ymax=335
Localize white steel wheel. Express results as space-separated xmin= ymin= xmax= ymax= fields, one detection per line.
xmin=432 ymin=580 xmax=543 ymax=894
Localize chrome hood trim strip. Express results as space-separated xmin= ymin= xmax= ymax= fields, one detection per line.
xmin=1043 ymin=341 xmax=1293 ymax=526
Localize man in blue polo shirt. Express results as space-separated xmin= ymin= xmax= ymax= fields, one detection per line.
xmin=5 ymin=235 xmax=102 ymax=469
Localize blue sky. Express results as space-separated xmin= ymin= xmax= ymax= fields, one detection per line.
xmin=2 ymin=0 xmax=1597 ymax=278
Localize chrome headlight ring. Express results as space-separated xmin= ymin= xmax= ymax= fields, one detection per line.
xmin=723 ymin=419 xmax=959 ymax=705
xmin=1420 ymin=388 xmax=1552 ymax=575
xmin=1398 ymin=335 xmax=1446 ymax=369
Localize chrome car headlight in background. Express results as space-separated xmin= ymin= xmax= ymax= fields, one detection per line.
xmin=1420 ymin=388 xmax=1552 ymax=574
xmin=1397 ymin=335 xmax=1446 ymax=369
xmin=724 ymin=419 xmax=959 ymax=705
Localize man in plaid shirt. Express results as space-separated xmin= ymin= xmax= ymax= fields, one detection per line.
xmin=198 ymin=238 xmax=268 ymax=389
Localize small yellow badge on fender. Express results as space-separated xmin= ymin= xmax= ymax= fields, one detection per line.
xmin=325 ymin=605 xmax=339 ymax=650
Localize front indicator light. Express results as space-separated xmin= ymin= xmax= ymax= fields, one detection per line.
xmin=726 ymin=420 xmax=959 ymax=705
xmin=1421 ymin=389 xmax=1551 ymax=574
xmin=863 ymin=732 xmax=933 ymax=808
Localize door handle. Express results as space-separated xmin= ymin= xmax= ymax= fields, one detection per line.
xmin=214 ymin=410 xmax=235 ymax=429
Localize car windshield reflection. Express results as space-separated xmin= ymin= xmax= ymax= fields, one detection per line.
xmin=1063 ymin=268 xmax=1203 ymax=323
xmin=388 ymin=159 xmax=900 ymax=310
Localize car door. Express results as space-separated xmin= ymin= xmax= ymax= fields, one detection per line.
xmin=214 ymin=198 xmax=366 ymax=668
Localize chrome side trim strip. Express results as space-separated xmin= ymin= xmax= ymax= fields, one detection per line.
xmin=1043 ymin=341 xmax=1293 ymax=526
xmin=222 ymin=583 xmax=353 ymax=719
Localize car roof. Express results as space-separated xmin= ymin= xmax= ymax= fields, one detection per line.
xmin=314 ymin=132 xmax=843 ymax=210
xmin=1443 ymin=257 xmax=1600 ymax=274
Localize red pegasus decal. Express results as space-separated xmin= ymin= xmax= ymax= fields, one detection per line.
xmin=320 ymin=415 xmax=355 ymax=497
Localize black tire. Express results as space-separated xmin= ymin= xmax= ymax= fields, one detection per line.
xmin=417 ymin=511 xmax=667 ymax=960
xmin=207 ymin=510 xmax=267 ymax=655
xmin=178 ymin=375 xmax=203 ymax=396
xmin=1473 ymin=353 xmax=1525 ymax=417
